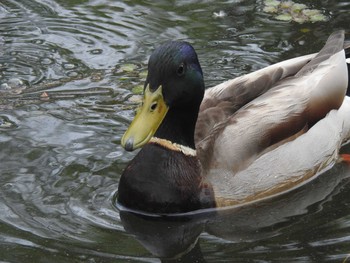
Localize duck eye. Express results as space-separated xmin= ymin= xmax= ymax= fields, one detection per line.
xmin=150 ymin=102 xmax=157 ymax=111
xmin=177 ymin=63 xmax=185 ymax=76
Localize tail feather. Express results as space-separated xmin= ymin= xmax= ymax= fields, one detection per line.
xmin=296 ymin=30 xmax=345 ymax=77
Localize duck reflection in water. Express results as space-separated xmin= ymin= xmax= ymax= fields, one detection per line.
xmin=119 ymin=210 xmax=206 ymax=262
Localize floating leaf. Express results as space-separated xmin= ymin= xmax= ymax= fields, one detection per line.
xmin=291 ymin=3 xmax=307 ymax=12
xmin=120 ymin=63 xmax=138 ymax=72
xmin=264 ymin=0 xmax=280 ymax=7
xmin=275 ymin=14 xmax=293 ymax=21
xmin=263 ymin=6 xmax=278 ymax=13
xmin=294 ymin=17 xmax=307 ymax=24
xmin=302 ymin=9 xmax=320 ymax=16
xmin=300 ymin=28 xmax=311 ymax=33
xmin=132 ymin=85 xmax=144 ymax=95
xmin=139 ymin=70 xmax=148 ymax=78
xmin=280 ymin=1 xmax=293 ymax=9
xmin=309 ymin=13 xmax=327 ymax=22
xmin=263 ymin=0 xmax=328 ymax=24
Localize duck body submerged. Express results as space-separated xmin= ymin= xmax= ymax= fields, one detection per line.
xmin=118 ymin=31 xmax=350 ymax=214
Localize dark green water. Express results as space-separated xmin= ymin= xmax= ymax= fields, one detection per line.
xmin=1 ymin=0 xmax=350 ymax=262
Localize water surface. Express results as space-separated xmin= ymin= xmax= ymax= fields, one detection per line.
xmin=1 ymin=0 xmax=350 ymax=262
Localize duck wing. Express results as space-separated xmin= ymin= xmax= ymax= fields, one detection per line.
xmin=195 ymin=52 xmax=317 ymax=170
xmin=195 ymin=53 xmax=315 ymax=144
xmin=212 ymin=97 xmax=350 ymax=204
xmin=196 ymin=31 xmax=349 ymax=203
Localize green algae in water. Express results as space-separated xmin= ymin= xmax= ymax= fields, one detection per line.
xmin=263 ymin=0 xmax=328 ymax=23
xmin=309 ymin=13 xmax=327 ymax=22
xmin=264 ymin=0 xmax=280 ymax=7
xmin=291 ymin=3 xmax=307 ymax=12
xmin=279 ymin=1 xmax=293 ymax=9
xmin=263 ymin=6 xmax=278 ymax=13
xmin=139 ymin=70 xmax=148 ymax=79
xmin=131 ymin=85 xmax=144 ymax=95
xmin=275 ymin=14 xmax=292 ymax=21
xmin=120 ymin=63 xmax=138 ymax=72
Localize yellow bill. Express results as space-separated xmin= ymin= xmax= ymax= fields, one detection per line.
xmin=121 ymin=85 xmax=168 ymax=151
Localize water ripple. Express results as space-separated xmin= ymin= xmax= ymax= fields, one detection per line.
xmin=1 ymin=0 xmax=350 ymax=262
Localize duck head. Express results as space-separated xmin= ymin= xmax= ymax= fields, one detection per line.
xmin=121 ymin=41 xmax=205 ymax=151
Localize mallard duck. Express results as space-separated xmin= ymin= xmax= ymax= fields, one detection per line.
xmin=117 ymin=30 xmax=350 ymax=214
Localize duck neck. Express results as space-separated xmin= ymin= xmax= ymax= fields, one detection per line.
xmin=154 ymin=105 xmax=198 ymax=149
